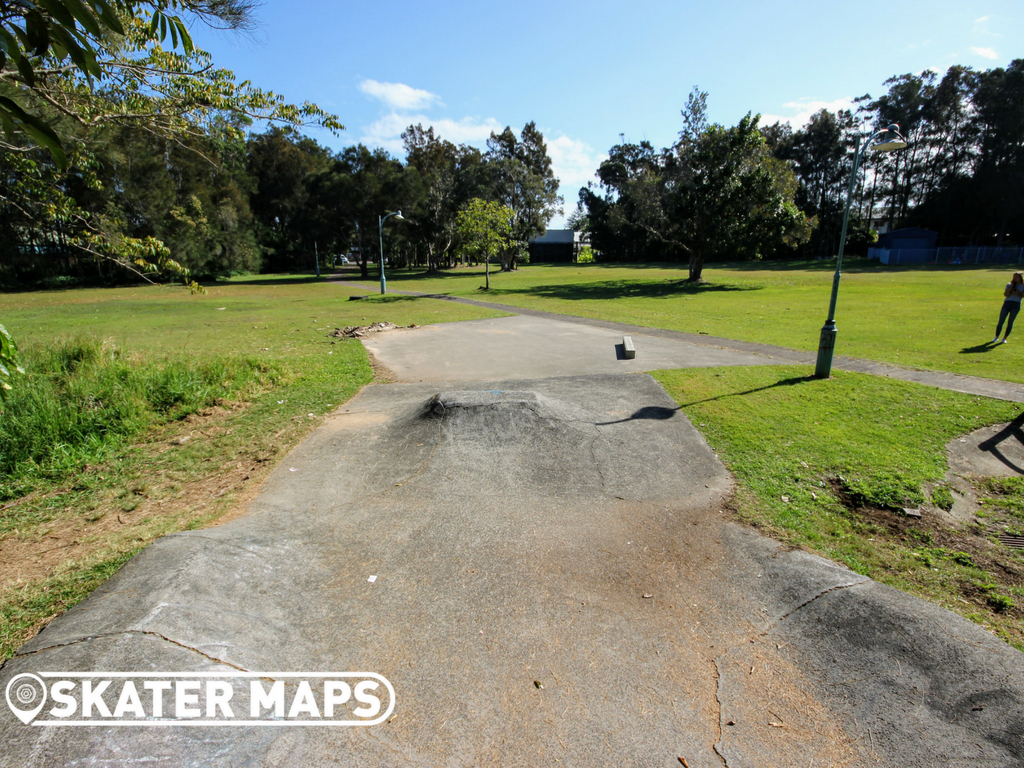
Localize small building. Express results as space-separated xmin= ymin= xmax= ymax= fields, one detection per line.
xmin=528 ymin=229 xmax=576 ymax=263
xmin=877 ymin=228 xmax=938 ymax=250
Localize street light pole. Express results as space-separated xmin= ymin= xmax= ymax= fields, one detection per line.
xmin=814 ymin=124 xmax=907 ymax=379
xmin=378 ymin=210 xmax=404 ymax=295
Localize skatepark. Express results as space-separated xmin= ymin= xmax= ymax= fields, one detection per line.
xmin=2 ymin=310 xmax=1023 ymax=767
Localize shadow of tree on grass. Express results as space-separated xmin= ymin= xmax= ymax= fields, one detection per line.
xmin=491 ymin=279 xmax=760 ymax=303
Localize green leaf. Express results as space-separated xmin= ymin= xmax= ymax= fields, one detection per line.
xmin=173 ymin=17 xmax=192 ymax=53
xmin=0 ymin=26 xmax=21 ymax=62
xmin=0 ymin=110 xmax=16 ymax=138
xmin=48 ymin=24 xmax=91 ymax=75
xmin=35 ymin=0 xmax=76 ymax=28
xmin=0 ymin=96 xmax=67 ymax=167
xmin=15 ymin=54 xmax=36 ymax=86
xmin=25 ymin=10 xmax=50 ymax=56
xmin=61 ymin=0 xmax=102 ymax=37
xmin=91 ymin=0 xmax=123 ymax=35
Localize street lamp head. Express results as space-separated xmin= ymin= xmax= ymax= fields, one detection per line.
xmin=871 ymin=124 xmax=908 ymax=152
xmin=394 ymin=211 xmax=404 ymax=221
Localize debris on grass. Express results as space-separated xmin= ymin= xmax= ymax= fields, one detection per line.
xmin=329 ymin=322 xmax=415 ymax=339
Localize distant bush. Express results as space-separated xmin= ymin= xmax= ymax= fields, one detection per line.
xmin=0 ymin=338 xmax=282 ymax=498
xmin=576 ymin=246 xmax=596 ymax=264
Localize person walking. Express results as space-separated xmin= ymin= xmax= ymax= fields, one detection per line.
xmin=993 ymin=271 xmax=1024 ymax=343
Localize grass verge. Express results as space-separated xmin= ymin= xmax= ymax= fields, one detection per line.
xmin=652 ymin=365 xmax=1024 ymax=650
xmin=0 ymin=275 xmax=502 ymax=659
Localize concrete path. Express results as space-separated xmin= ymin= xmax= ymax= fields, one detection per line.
xmin=2 ymin=311 xmax=1023 ymax=767
xmin=358 ymin=285 xmax=1024 ymax=403
xmin=362 ymin=314 xmax=785 ymax=382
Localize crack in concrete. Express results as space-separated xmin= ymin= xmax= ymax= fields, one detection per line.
xmin=11 ymin=630 xmax=251 ymax=673
xmin=359 ymin=722 xmax=442 ymax=767
xmin=710 ymin=656 xmax=730 ymax=767
xmin=164 ymin=533 xmax=269 ymax=559
xmin=762 ymin=578 xmax=868 ymax=636
xmin=587 ymin=425 xmax=609 ymax=495
xmin=707 ymin=578 xmax=868 ymax=767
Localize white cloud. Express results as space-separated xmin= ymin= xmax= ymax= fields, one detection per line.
xmin=358 ymin=80 xmax=441 ymax=111
xmin=974 ymin=15 xmax=989 ymax=23
xmin=360 ymin=112 xmax=504 ymax=153
xmin=760 ymin=97 xmax=857 ymax=129
xmin=546 ymin=135 xmax=606 ymax=188
xmin=970 ymin=46 xmax=999 ymax=60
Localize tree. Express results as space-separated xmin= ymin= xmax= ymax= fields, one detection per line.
xmin=581 ymin=91 xmax=810 ymax=280
xmin=671 ymin=113 xmax=810 ymax=280
xmin=455 ymin=198 xmax=513 ymax=290
xmin=402 ymin=124 xmax=484 ymax=272
xmin=0 ymin=0 xmax=340 ymax=284
xmin=773 ymin=108 xmax=865 ymax=257
xmin=247 ymin=126 xmax=332 ymax=271
xmin=484 ymin=121 xmax=561 ymax=270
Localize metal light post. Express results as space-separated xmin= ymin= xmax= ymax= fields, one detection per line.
xmin=377 ymin=210 xmax=404 ymax=295
xmin=814 ymin=124 xmax=907 ymax=379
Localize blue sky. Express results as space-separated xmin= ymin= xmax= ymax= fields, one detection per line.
xmin=191 ymin=0 xmax=1022 ymax=227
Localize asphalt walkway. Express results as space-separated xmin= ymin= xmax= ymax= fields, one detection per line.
xmin=353 ymin=283 xmax=1024 ymax=403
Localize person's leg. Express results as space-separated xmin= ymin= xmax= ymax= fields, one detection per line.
xmin=995 ymin=302 xmax=1011 ymax=340
xmin=1004 ymin=303 xmax=1020 ymax=340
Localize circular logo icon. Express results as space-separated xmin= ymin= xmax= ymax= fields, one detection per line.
xmin=5 ymin=673 xmax=47 ymax=725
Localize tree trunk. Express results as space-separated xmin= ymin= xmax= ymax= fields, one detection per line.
xmin=687 ymin=253 xmax=705 ymax=282
xmin=484 ymin=251 xmax=490 ymax=289
xmin=357 ymin=224 xmax=370 ymax=279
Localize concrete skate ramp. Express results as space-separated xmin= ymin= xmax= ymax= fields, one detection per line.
xmin=3 ymin=374 xmax=1023 ymax=767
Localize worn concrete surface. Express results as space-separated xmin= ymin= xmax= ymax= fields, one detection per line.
xmin=3 ymin=313 xmax=1024 ymax=768
xmin=361 ymin=314 xmax=785 ymax=382
xmin=948 ymin=415 xmax=1024 ymax=478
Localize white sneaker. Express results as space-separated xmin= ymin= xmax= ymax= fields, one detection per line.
xmin=992 ymin=337 xmax=1001 ymax=343
xmin=1002 ymin=338 xmax=1009 ymax=344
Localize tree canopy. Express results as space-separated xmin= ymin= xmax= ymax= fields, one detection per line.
xmin=581 ymin=90 xmax=810 ymax=280
xmin=0 ymin=0 xmax=341 ymax=288
xmin=455 ymin=197 xmax=514 ymax=290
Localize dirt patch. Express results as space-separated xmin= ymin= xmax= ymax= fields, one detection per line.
xmin=827 ymin=477 xmax=1024 ymax=632
xmin=366 ymin=349 xmax=397 ymax=383
xmin=328 ymin=321 xmax=415 ymax=339
xmin=0 ymin=405 xmax=276 ymax=595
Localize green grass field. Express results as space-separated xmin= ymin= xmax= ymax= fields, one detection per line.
xmin=0 ymin=275 xmax=503 ymax=658
xmin=366 ymin=259 xmax=1024 ymax=383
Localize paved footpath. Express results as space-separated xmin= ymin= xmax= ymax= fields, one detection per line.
xmin=355 ymin=284 xmax=1024 ymax=402
xmin=2 ymin=295 xmax=1023 ymax=767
